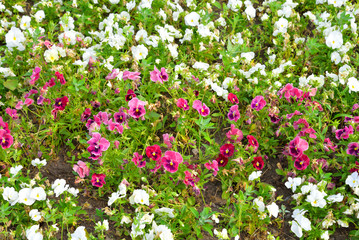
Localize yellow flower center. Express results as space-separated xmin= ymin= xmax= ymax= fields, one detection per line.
xmin=152 ymin=152 xmax=156 ymax=156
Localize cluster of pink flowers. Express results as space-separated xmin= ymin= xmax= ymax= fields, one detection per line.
xmin=192 ymin=100 xmax=210 ymax=117
xmin=0 ymin=117 xmax=13 ymax=149
xmin=87 ymin=132 xmax=110 ymax=162
xmin=288 ymin=136 xmax=310 ymax=170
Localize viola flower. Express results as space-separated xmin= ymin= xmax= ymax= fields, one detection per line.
xmin=128 ymin=97 xmax=146 ymax=119
xmin=323 ymin=138 xmax=337 ymax=152
xmin=105 ymin=68 xmax=120 ymax=80
xmin=162 ymin=151 xmax=183 ymax=173
xmin=30 ymin=67 xmax=41 ymax=85
xmin=163 ymin=133 xmax=175 ymax=149
xmin=347 ymin=142 xmax=359 ymax=156
xmin=192 ymin=100 xmax=210 ymax=117
xmin=107 ymin=119 xmax=124 ymax=134
xmin=91 ymin=173 xmax=106 ymax=188
xmin=132 ymin=152 xmax=146 ymax=168
xmin=54 ymin=96 xmax=69 ymax=111
xmin=193 ymin=90 xmax=199 ymax=97
xmin=216 ymin=154 xmax=229 ymax=167
xmin=150 ymin=66 xmax=169 ymax=83
xmin=0 ymin=129 xmax=13 ymax=149
xmin=123 ymin=71 xmax=141 ymax=80
xmin=204 ymin=160 xmax=219 ymax=176
xmin=220 ymin=144 xmax=235 ymax=158
xmin=125 ymin=89 xmax=136 ymax=102
xmin=87 ymin=133 xmax=110 ymax=159
xmin=294 ymin=154 xmax=310 ymax=170
xmin=81 ymin=108 xmax=91 ymax=122
xmin=269 ymin=114 xmax=281 ymax=123
xmin=228 ymin=93 xmax=239 ymax=104
xmin=91 ymin=100 xmax=101 ymax=108
xmin=15 ymin=100 xmax=24 ymax=109
xmin=176 ymin=98 xmax=190 ymax=111
xmin=252 ymin=156 xmax=264 ymax=170
xmin=73 ymin=161 xmax=90 ymax=178
xmin=228 ymin=105 xmax=240 ymax=122
xmin=335 ymin=126 xmax=354 ymax=140
xmin=55 ymin=71 xmax=66 ymax=85
xmin=24 ymin=98 xmax=34 ymax=106
xmin=5 ymin=108 xmax=19 ymax=119
xmin=183 ymin=170 xmax=199 ymax=187
xmin=247 ymin=135 xmax=259 ymax=153
xmin=251 ymin=95 xmax=266 ymax=111
xmin=289 ymin=136 xmax=309 ymax=158
xmin=146 ymin=145 xmax=162 ymax=161
xmin=226 ymin=124 xmax=243 ymax=143
xmin=37 ymin=95 xmax=44 ymax=105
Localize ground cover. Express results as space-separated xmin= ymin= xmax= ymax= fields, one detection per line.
xmin=1 ymin=0 xmax=359 ymax=239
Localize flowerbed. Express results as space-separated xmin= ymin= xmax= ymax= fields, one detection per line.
xmin=0 ymin=0 xmax=359 ymax=239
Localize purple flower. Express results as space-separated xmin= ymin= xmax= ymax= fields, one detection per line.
xmin=352 ymin=103 xmax=359 ymax=112
xmin=347 ymin=142 xmax=359 ymax=156
xmin=0 ymin=129 xmax=13 ymax=149
xmin=289 ymin=136 xmax=309 ymax=158
xmin=192 ymin=100 xmax=210 ymax=117
xmin=335 ymin=126 xmax=354 ymax=140
xmin=150 ymin=66 xmax=169 ymax=83
xmin=162 ymin=151 xmax=183 ymax=173
xmin=251 ymin=95 xmax=266 ymax=111
xmin=228 ymin=105 xmax=240 ymax=122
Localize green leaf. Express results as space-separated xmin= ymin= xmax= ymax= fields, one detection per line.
xmin=3 ymin=79 xmax=18 ymax=90
xmin=189 ymin=207 xmax=199 ymax=218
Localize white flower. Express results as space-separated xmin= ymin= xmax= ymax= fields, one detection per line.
xmin=321 ymin=230 xmax=330 ymax=240
xmin=211 ymin=214 xmax=220 ymax=223
xmin=30 ymin=187 xmax=47 ymax=201
xmin=328 ymin=0 xmax=344 ymax=7
xmin=44 ymin=48 xmax=59 ymax=63
xmin=141 ymin=213 xmax=154 ymax=225
xmin=273 ymin=18 xmax=288 ymax=36
xmin=346 ymin=171 xmax=359 ymax=188
xmin=129 ymin=189 xmax=150 ymax=206
xmin=184 ymin=12 xmax=200 ymax=26
xmin=291 ymin=221 xmax=302 ymax=238
xmin=2 ymin=187 xmax=19 ymax=206
xmin=10 ymin=165 xmax=23 ymax=176
xmin=331 ymin=51 xmax=341 ymax=65
xmin=193 ymin=62 xmax=209 ymax=71
xmin=245 ymin=4 xmax=256 ymax=20
xmin=327 ymin=193 xmax=344 ymax=203
xmin=29 ymin=209 xmax=42 ymax=221
xmin=227 ymin=0 xmax=243 ymax=12
xmin=337 ymin=219 xmax=349 ymax=227
xmin=266 ymin=202 xmax=279 ymax=218
xmin=67 ymin=187 xmax=79 ymax=197
xmin=126 ymin=0 xmax=136 ymax=11
xmin=214 ymin=228 xmax=229 ymax=239
xmin=248 ymin=171 xmax=262 ymax=181
xmin=306 ymin=190 xmax=327 ymax=208
xmin=231 ymin=32 xmax=243 ymax=45
xmin=52 ymin=179 xmax=69 ymax=197
xmin=71 ymin=226 xmax=87 ymax=240
xmin=167 ymin=43 xmax=179 ymax=58
xmin=34 ymin=10 xmax=45 ymax=22
xmin=131 ymin=44 xmax=148 ymax=60
xmin=253 ymin=197 xmax=265 ymax=212
xmin=300 ymin=183 xmax=317 ymax=194
xmin=13 ymin=4 xmax=24 ymax=12
xmin=347 ymin=77 xmax=359 ymax=93
xmin=326 ymin=31 xmax=343 ymax=49
xmin=109 ymin=0 xmax=120 ymax=4
xmin=135 ymin=29 xmax=148 ymax=42
xmin=18 ymin=188 xmax=36 ymax=206
xmin=138 ymin=0 xmax=153 ymax=10
xmin=338 ymin=64 xmax=351 ymax=84
xmin=20 ymin=16 xmax=31 ymax=30
xmin=31 ymin=158 xmax=47 ymax=167
xmin=285 ymin=177 xmax=302 ymax=192
xmin=154 ymin=207 xmax=175 ymax=218
xmin=121 ymin=216 xmax=132 ymax=224
xmin=241 ymin=52 xmax=255 ymax=63
xmin=26 ymin=225 xmax=43 ymax=240
xmin=96 ymin=219 xmax=109 ymax=231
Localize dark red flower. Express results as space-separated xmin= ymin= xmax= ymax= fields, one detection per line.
xmin=228 ymin=93 xmax=239 ymax=104
xmin=294 ymin=154 xmax=310 ymax=170
xmin=252 ymin=156 xmax=264 ymax=170
xmin=55 ymin=71 xmax=66 ymax=85
xmin=247 ymin=135 xmax=259 ymax=153
xmin=220 ymin=144 xmax=235 ymax=158
xmin=54 ymin=96 xmax=69 ymax=110
xmin=193 ymin=90 xmax=199 ymax=97
xmin=81 ymin=108 xmax=92 ymax=122
xmin=216 ymin=154 xmax=229 ymax=167
xmin=146 ymin=145 xmax=162 ymax=161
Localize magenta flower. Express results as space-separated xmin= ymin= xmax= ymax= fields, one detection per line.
xmin=226 ymin=124 xmax=243 ymax=144
xmin=55 ymin=71 xmax=66 ymax=85
xmin=128 ymin=97 xmax=146 ymax=119
xmin=114 ymin=111 xmax=127 ymax=124
xmin=251 ymin=95 xmax=266 ymax=111
xmin=289 ymin=136 xmax=309 ymax=158
xmin=114 ymin=140 xmax=120 ymax=149
xmin=125 ymin=89 xmax=136 ymax=102
xmin=24 ymin=98 xmax=34 ymax=106
xmin=252 ymin=156 xmax=264 ymax=170
xmin=216 ymin=154 xmax=229 ymax=167
xmin=192 ymin=100 xmax=210 ymax=117
xmin=204 ymin=160 xmax=219 ymax=176
xmin=163 ymin=133 xmax=175 ymax=149
xmin=347 ymin=142 xmax=359 ymax=156
xmin=123 ymin=71 xmax=141 ymax=80
xmin=87 ymin=133 xmax=110 ymax=159
xmin=53 ymin=96 xmax=69 ymax=111
xmin=294 ymin=154 xmax=310 ymax=170
xmin=293 ymin=118 xmax=309 ymax=130
xmin=247 ymin=135 xmax=259 ymax=153
xmin=146 ymin=145 xmax=162 ymax=161
xmin=228 ymin=93 xmax=239 ymax=104
xmin=323 ymin=138 xmax=337 ymax=152
xmin=228 ymin=105 xmax=240 ymax=122
xmin=81 ymin=108 xmax=92 ymax=122
xmin=105 ymin=68 xmax=120 ymax=80
xmin=132 ymin=152 xmax=146 ymax=168
xmin=73 ymin=161 xmax=90 ymax=178
xmin=183 ymin=170 xmax=199 ymax=187
xmin=30 ymin=67 xmax=41 ymax=85
xmin=5 ymin=108 xmax=19 ymax=119
xmin=150 ymin=66 xmax=169 ymax=83
xmin=335 ymin=126 xmax=354 ymax=140
xmin=162 ymin=151 xmax=183 ymax=173
xmin=91 ymin=173 xmax=106 ymax=188
xmin=0 ymin=129 xmax=13 ymax=149
xmin=107 ymin=119 xmax=124 ymax=134
xmin=220 ymin=144 xmax=235 ymax=158
xmin=176 ymin=98 xmax=190 ymax=111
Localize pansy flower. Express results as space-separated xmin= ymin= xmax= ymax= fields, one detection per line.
xmin=5 ymin=108 xmax=19 ymax=119
xmin=73 ymin=161 xmax=90 ymax=178
xmin=192 ymin=100 xmax=210 ymax=117
xmin=54 ymin=96 xmax=69 ymax=111
xmin=205 ymin=160 xmax=219 ymax=176
xmin=146 ymin=145 xmax=162 ymax=161
xmin=150 ymin=66 xmax=169 ymax=83
xmin=125 ymin=89 xmax=136 ymax=102
xmin=128 ymin=97 xmax=146 ymax=119
xmin=247 ymin=135 xmax=259 ymax=153
xmin=123 ymin=71 xmax=141 ymax=80
xmin=163 ymin=133 xmax=175 ymax=149
xmin=0 ymin=129 xmax=13 ymax=149
xmin=335 ymin=126 xmax=354 ymax=140
xmin=289 ymin=136 xmax=309 ymax=158
xmin=220 ymin=144 xmax=235 ymax=158
xmin=347 ymin=142 xmax=359 ymax=156
xmin=132 ymin=152 xmax=146 ymax=168
xmin=226 ymin=124 xmax=243 ymax=143
xmin=29 ymin=67 xmax=41 ymax=85
xmin=105 ymin=68 xmax=120 ymax=80
xmin=162 ymin=151 xmax=183 ymax=173
xmin=252 ymin=156 xmax=264 ymax=170
xmin=216 ymin=154 xmax=228 ymax=167
xmin=294 ymin=154 xmax=310 ymax=170
xmin=55 ymin=71 xmax=66 ymax=85
xmin=91 ymin=173 xmax=106 ymax=188
xmin=81 ymin=108 xmax=91 ymax=122
xmin=228 ymin=93 xmax=239 ymax=104
xmin=176 ymin=98 xmax=190 ymax=111
xmin=251 ymin=95 xmax=266 ymax=111
xmin=183 ymin=170 xmax=199 ymax=187
xmin=228 ymin=105 xmax=240 ymax=122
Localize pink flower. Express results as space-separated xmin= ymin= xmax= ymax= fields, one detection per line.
xmin=15 ymin=101 xmax=24 ymax=110
xmin=251 ymin=96 xmax=266 ymax=111
xmin=294 ymin=154 xmax=310 ymax=170
xmin=204 ymin=160 xmax=219 ymax=176
xmin=24 ymin=98 xmax=34 ymax=106
xmin=105 ymin=68 xmax=120 ymax=80
xmin=73 ymin=161 xmax=90 ymax=178
xmin=192 ymin=100 xmax=210 ymax=117
xmin=87 ymin=133 xmax=110 ymax=160
xmin=247 ymin=135 xmax=259 ymax=153
xmin=163 ymin=133 xmax=175 ymax=148
xmin=226 ymin=124 xmax=243 ymax=143
xmin=30 ymin=67 xmax=41 ymax=85
xmin=91 ymin=173 xmax=106 ymax=188
xmin=132 ymin=152 xmax=146 ymax=168
xmin=183 ymin=170 xmax=199 ymax=187
xmin=55 ymin=71 xmax=66 ymax=85
xmin=228 ymin=105 xmax=240 ymax=122
xmin=289 ymin=136 xmax=309 ymax=158
xmin=5 ymin=108 xmax=19 ymax=119
xmin=150 ymin=66 xmax=169 ymax=83
xmin=128 ymin=97 xmax=146 ymax=119
xmin=162 ymin=151 xmax=183 ymax=173
xmin=123 ymin=71 xmax=141 ymax=80
xmin=0 ymin=129 xmax=13 ymax=149
xmin=146 ymin=145 xmax=162 ymax=161
xmin=176 ymin=98 xmax=190 ymax=111
xmin=114 ymin=140 xmax=120 ymax=149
